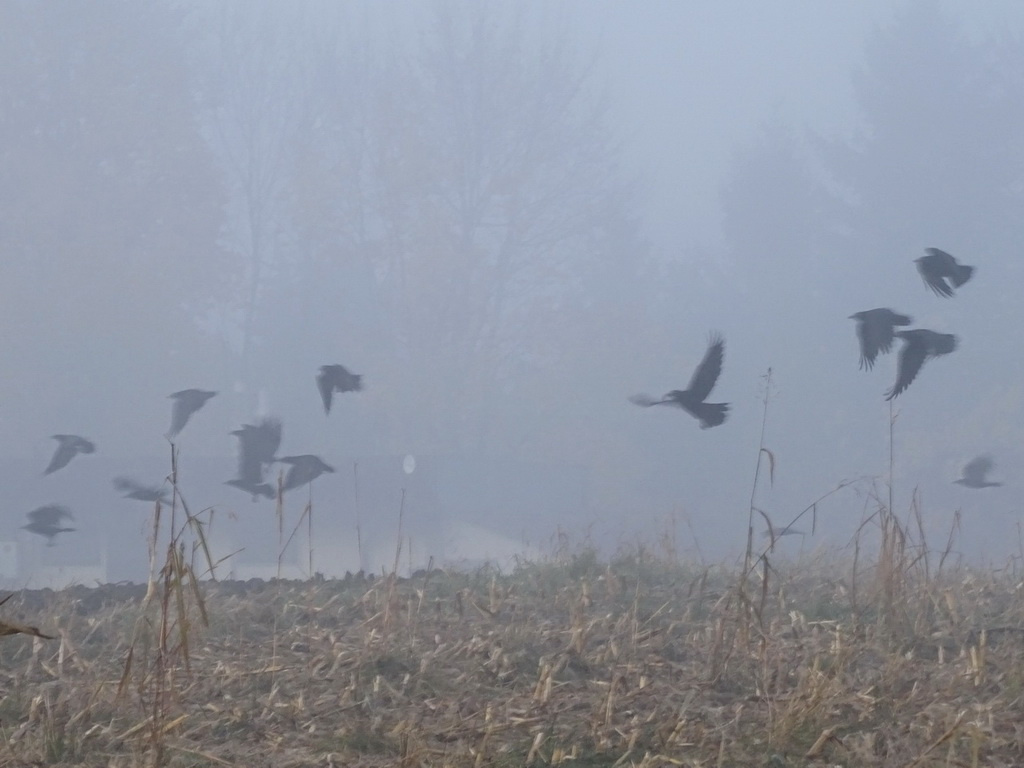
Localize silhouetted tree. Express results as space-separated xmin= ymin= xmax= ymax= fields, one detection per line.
xmin=715 ymin=1 xmax=1024 ymax=487
xmin=288 ymin=2 xmax=646 ymax=456
xmin=0 ymin=1 xmax=229 ymax=440
xmin=193 ymin=2 xmax=323 ymax=406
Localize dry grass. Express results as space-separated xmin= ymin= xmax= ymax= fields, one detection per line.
xmin=0 ymin=518 xmax=1023 ymax=767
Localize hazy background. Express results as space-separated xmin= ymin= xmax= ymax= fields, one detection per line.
xmin=3 ymin=0 xmax=1023 ymax=579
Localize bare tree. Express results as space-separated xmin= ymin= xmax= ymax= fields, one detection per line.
xmin=0 ymin=1 xmax=228 ymax=442
xmin=290 ymin=2 xmax=644 ymax=456
xmin=194 ymin=2 xmax=326 ymax=406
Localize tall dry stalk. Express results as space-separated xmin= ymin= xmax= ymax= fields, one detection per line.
xmin=354 ymin=461 xmax=364 ymax=573
xmin=739 ymin=368 xmax=775 ymax=633
xmin=381 ymin=488 xmax=407 ymax=639
xmin=888 ymin=398 xmax=896 ymax=522
xmin=118 ymin=441 xmax=212 ymax=767
xmin=744 ymin=368 xmax=775 ymax=575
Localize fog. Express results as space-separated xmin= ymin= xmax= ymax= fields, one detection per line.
xmin=3 ymin=0 xmax=1023 ymax=584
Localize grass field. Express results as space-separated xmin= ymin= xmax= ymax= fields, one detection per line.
xmin=0 ymin=502 xmax=1022 ymax=767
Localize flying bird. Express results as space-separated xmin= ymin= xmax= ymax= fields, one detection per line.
xmin=227 ymin=418 xmax=282 ymax=500
xmin=885 ymin=329 xmax=957 ymax=400
xmin=317 ymin=365 xmax=363 ymax=414
xmin=762 ymin=525 xmax=805 ymax=539
xmin=113 ymin=477 xmax=170 ymax=503
xmin=629 ymin=334 xmax=729 ymax=429
xmin=278 ymin=454 xmax=335 ymax=491
xmin=23 ymin=505 xmax=75 ymax=546
xmin=167 ymin=389 xmax=217 ymax=438
xmin=43 ymin=434 xmax=96 ymax=475
xmin=954 ymin=456 xmax=1002 ymax=489
xmin=849 ymin=308 xmax=912 ymax=370
xmin=915 ymin=248 xmax=975 ymax=298
xmin=225 ymin=477 xmax=276 ymax=500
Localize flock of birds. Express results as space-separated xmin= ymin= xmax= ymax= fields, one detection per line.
xmin=627 ymin=247 xmax=1002 ymax=490
xmin=22 ymin=365 xmax=364 ymax=545
xmin=20 ymin=249 xmax=1003 ymax=553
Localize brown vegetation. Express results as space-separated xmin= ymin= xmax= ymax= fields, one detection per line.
xmin=0 ymin=507 xmax=1023 ymax=767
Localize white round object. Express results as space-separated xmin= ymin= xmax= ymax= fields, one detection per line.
xmin=403 ymin=454 xmax=416 ymax=474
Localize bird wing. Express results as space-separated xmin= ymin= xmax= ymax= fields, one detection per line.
xmin=255 ymin=419 xmax=282 ymax=463
xmin=336 ymin=366 xmax=362 ymax=392
xmin=28 ymin=505 xmax=72 ymax=526
xmin=855 ymin=317 xmax=881 ymax=369
xmin=917 ymin=257 xmax=954 ymax=297
xmin=168 ymin=397 xmax=190 ymax=436
xmin=316 ymin=369 xmax=333 ymax=413
xmin=872 ymin=312 xmax=899 ymax=356
xmin=886 ymin=335 xmax=927 ymax=400
xmin=44 ymin=441 xmax=75 ymax=475
xmin=235 ymin=436 xmax=265 ymax=483
xmin=685 ymin=335 xmax=724 ymax=402
xmin=963 ymin=456 xmax=993 ymax=483
xmin=235 ymin=421 xmax=280 ymax=481
xmin=857 ymin=310 xmax=913 ymax=368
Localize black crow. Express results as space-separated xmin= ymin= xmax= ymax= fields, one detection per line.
xmin=113 ymin=477 xmax=170 ymax=503
xmin=23 ymin=505 xmax=75 ymax=546
xmin=954 ymin=456 xmax=1002 ymax=488
xmin=43 ymin=434 xmax=96 ymax=475
xmin=227 ymin=418 xmax=282 ymax=500
xmin=629 ymin=334 xmax=729 ymax=429
xmin=232 ymin=419 xmax=281 ymax=476
xmin=167 ymin=389 xmax=217 ymax=438
xmin=849 ymin=308 xmax=912 ymax=370
xmin=915 ymin=248 xmax=974 ymax=298
xmin=885 ymin=329 xmax=957 ymax=400
xmin=278 ymin=454 xmax=335 ymax=491
xmin=317 ymin=365 xmax=363 ymax=414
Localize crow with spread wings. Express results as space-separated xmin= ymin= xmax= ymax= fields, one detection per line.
xmin=849 ymin=308 xmax=912 ymax=370
xmin=23 ymin=505 xmax=75 ymax=546
xmin=43 ymin=434 xmax=95 ymax=475
xmin=885 ymin=329 xmax=957 ymax=400
xmin=915 ymin=248 xmax=974 ymax=298
xmin=954 ymin=456 xmax=1002 ymax=488
xmin=226 ymin=418 xmax=281 ymax=500
xmin=630 ymin=334 xmax=729 ymax=429
xmin=316 ymin=365 xmax=363 ymax=414
xmin=167 ymin=389 xmax=217 ymax=438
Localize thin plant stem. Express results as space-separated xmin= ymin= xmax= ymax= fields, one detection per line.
xmin=889 ymin=398 xmax=895 ymax=515
xmin=354 ymin=461 xmax=363 ymax=573
xmin=744 ymin=368 xmax=773 ymax=577
xmin=308 ymin=483 xmax=313 ymax=576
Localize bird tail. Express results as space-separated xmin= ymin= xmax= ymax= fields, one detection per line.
xmin=693 ymin=402 xmax=729 ymax=429
xmin=951 ymin=264 xmax=974 ymax=287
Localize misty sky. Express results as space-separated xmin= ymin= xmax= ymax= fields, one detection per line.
xmin=587 ymin=0 xmax=1024 ymax=253
xmin=4 ymin=0 xmax=1024 ymax=579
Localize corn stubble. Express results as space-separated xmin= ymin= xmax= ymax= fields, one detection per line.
xmin=0 ymin=514 xmax=1014 ymax=767
xmin=0 ymin=443 xmax=1020 ymax=766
